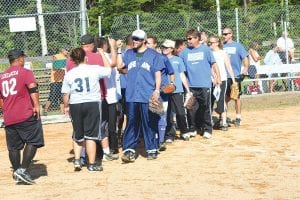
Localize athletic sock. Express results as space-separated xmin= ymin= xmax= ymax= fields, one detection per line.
xmin=103 ymin=147 xmax=110 ymax=154
xmin=9 ymin=150 xmax=21 ymax=171
xmin=236 ymin=114 xmax=241 ymax=119
xmin=80 ymin=148 xmax=86 ymax=158
xmin=21 ymin=144 xmax=37 ymax=169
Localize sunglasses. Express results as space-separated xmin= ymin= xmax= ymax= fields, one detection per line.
xmin=132 ymin=36 xmax=143 ymax=41
xmin=186 ymin=37 xmax=194 ymax=41
xmin=222 ymin=33 xmax=231 ymax=36
xmin=208 ymin=41 xmax=218 ymax=46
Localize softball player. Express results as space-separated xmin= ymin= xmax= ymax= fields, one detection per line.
xmin=62 ymin=48 xmax=112 ymax=172
xmin=117 ymin=29 xmax=164 ymax=162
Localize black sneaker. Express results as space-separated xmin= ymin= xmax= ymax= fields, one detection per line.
xmin=121 ymin=150 xmax=135 ymax=163
xmin=13 ymin=168 xmax=35 ymax=185
xmin=147 ymin=152 xmax=158 ymax=160
xmin=74 ymin=159 xmax=82 ymax=171
xmin=234 ymin=118 xmax=241 ymax=127
xmin=221 ymin=124 xmax=229 ymax=131
xmin=158 ymin=142 xmax=167 ymax=152
xmin=87 ymin=164 xmax=103 ymax=172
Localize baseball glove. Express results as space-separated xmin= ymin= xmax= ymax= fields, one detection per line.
xmin=161 ymin=83 xmax=176 ymax=94
xmin=149 ymin=95 xmax=164 ymax=115
xmin=230 ymin=82 xmax=239 ymax=100
xmin=184 ymin=92 xmax=196 ymax=110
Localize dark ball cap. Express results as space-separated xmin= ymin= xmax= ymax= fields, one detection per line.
xmin=80 ymin=34 xmax=95 ymax=45
xmin=8 ymin=49 xmax=26 ymax=60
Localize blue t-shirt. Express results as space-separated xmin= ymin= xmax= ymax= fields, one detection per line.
xmin=161 ymin=54 xmax=174 ymax=87
xmin=124 ymin=48 xmax=164 ymax=103
xmin=169 ymin=56 xmax=186 ymax=93
xmin=223 ymin=41 xmax=248 ymax=78
xmin=180 ymin=45 xmax=215 ymax=88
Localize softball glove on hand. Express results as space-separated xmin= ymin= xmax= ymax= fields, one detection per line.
xmin=230 ymin=82 xmax=239 ymax=100
xmin=184 ymin=92 xmax=195 ymax=110
xmin=149 ymin=95 xmax=164 ymax=115
xmin=161 ymin=83 xmax=176 ymax=94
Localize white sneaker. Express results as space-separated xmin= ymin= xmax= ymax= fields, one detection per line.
xmin=203 ymin=132 xmax=212 ymax=139
xmin=188 ymin=131 xmax=197 ymax=137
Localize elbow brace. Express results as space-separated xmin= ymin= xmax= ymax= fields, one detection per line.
xmin=28 ymin=86 xmax=39 ymax=94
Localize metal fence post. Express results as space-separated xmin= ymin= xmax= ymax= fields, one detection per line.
xmin=235 ymin=8 xmax=239 ymax=43
xmin=98 ymin=16 xmax=102 ymax=37
xmin=37 ymin=0 xmax=48 ymax=56
xmin=136 ymin=14 xmax=140 ymax=30
xmin=80 ymin=0 xmax=87 ymax=35
xmin=216 ymin=0 xmax=222 ymax=36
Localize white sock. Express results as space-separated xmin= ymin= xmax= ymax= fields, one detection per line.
xmin=236 ymin=114 xmax=241 ymax=119
xmin=103 ymin=147 xmax=110 ymax=154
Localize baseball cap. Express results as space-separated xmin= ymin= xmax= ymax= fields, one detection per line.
xmin=8 ymin=49 xmax=26 ymax=60
xmin=132 ymin=29 xmax=147 ymax=40
xmin=80 ymin=34 xmax=95 ymax=45
xmin=162 ymin=39 xmax=175 ymax=48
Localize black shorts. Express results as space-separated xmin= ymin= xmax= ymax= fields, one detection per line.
xmin=70 ymin=102 xmax=102 ymax=142
xmin=215 ymin=81 xmax=228 ymax=114
xmin=5 ymin=116 xmax=44 ymax=151
xmin=48 ymin=82 xmax=63 ymax=103
xmin=226 ymin=78 xmax=242 ymax=98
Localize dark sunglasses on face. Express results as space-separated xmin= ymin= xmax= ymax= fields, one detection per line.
xmin=208 ymin=41 xmax=218 ymax=46
xmin=132 ymin=36 xmax=143 ymax=41
xmin=186 ymin=37 xmax=194 ymax=41
xmin=222 ymin=33 xmax=231 ymax=36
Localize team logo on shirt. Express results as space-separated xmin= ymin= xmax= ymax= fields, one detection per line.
xmin=187 ymin=52 xmax=204 ymax=62
xmin=224 ymin=47 xmax=236 ymax=55
xmin=128 ymin=61 xmax=150 ymax=72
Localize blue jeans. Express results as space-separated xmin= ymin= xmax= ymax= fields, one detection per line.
xmin=122 ymin=102 xmax=159 ymax=152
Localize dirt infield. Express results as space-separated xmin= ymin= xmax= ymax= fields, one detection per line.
xmin=0 ymin=93 xmax=300 ymax=200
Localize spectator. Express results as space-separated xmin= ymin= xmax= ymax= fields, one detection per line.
xmin=43 ymin=48 xmax=68 ymax=115
xmin=264 ymin=44 xmax=283 ymax=92
xmin=248 ymin=41 xmax=263 ymax=94
xmin=62 ymin=48 xmax=112 ymax=172
xmin=117 ymin=29 xmax=164 ymax=162
xmin=223 ymin=27 xmax=249 ymax=127
xmin=277 ymin=31 xmax=295 ymax=64
xmin=180 ymin=29 xmax=221 ymax=139
xmin=0 ymin=49 xmax=44 ymax=184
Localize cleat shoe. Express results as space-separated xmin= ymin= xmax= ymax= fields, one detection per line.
xmin=87 ymin=164 xmax=103 ymax=172
xmin=12 ymin=174 xmax=22 ymax=185
xmin=165 ymin=138 xmax=174 ymax=144
xmin=147 ymin=152 xmax=158 ymax=160
xmin=203 ymin=132 xmax=212 ymax=139
xmin=74 ymin=159 xmax=82 ymax=171
xmin=103 ymin=152 xmax=118 ymax=161
xmin=188 ymin=131 xmax=197 ymax=137
xmin=158 ymin=142 xmax=167 ymax=152
xmin=13 ymin=168 xmax=35 ymax=185
xmin=221 ymin=124 xmax=229 ymax=131
xmin=234 ymin=118 xmax=241 ymax=127
xmin=121 ymin=150 xmax=135 ymax=163
xmin=181 ymin=133 xmax=190 ymax=141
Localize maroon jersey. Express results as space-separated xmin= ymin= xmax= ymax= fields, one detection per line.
xmin=0 ymin=66 xmax=37 ymax=126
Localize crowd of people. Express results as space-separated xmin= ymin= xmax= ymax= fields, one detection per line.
xmin=0 ymin=26 xmax=298 ymax=184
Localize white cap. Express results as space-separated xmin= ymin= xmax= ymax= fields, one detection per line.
xmin=162 ymin=39 xmax=175 ymax=48
xmin=132 ymin=29 xmax=147 ymax=40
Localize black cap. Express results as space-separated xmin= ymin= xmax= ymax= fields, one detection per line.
xmin=8 ymin=49 xmax=26 ymax=60
xmin=80 ymin=34 xmax=95 ymax=45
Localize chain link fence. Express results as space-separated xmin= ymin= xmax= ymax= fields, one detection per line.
xmin=110 ymin=5 xmax=300 ymax=95
xmin=0 ymin=1 xmax=81 ymax=117
xmin=1 ymin=4 xmax=300 ymax=119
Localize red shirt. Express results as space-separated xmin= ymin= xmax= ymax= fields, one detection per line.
xmin=0 ymin=66 xmax=37 ymax=126
xmin=66 ymin=51 xmax=107 ymax=99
